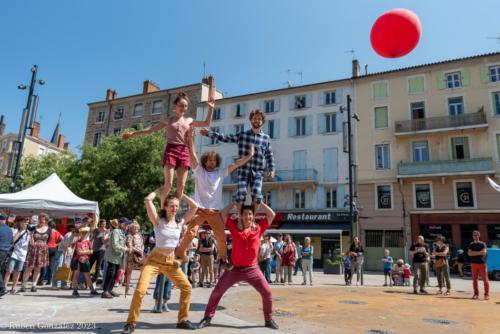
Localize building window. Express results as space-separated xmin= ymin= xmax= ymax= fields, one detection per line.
xmin=0 ymin=157 xmax=3 ymax=171
xmin=92 ymin=132 xmax=101 ymax=147
xmin=448 ymin=97 xmax=464 ymax=116
xmin=377 ymin=185 xmax=392 ymax=209
xmin=263 ymin=191 xmax=272 ymax=205
xmin=96 ymin=110 xmax=105 ymax=123
xmin=38 ymin=146 xmax=46 ymax=156
xmin=325 ymin=113 xmax=336 ymax=133
xmin=294 ymin=189 xmax=305 ymax=209
xmin=295 ymin=117 xmax=306 ymax=136
xmin=374 ymin=106 xmax=388 ymax=128
xmin=490 ymin=66 xmax=500 ymax=82
xmin=213 ymin=108 xmax=221 ymax=121
xmin=408 ymin=76 xmax=425 ymax=94
xmin=235 ymin=104 xmax=243 ymax=117
xmin=326 ymin=188 xmax=337 ymax=209
xmin=209 ymin=127 xmax=219 ymax=145
xmin=113 ymin=128 xmax=121 ymax=135
xmin=451 ymin=137 xmax=470 ymax=160
xmin=493 ymin=92 xmax=500 ymax=116
xmin=373 ymin=82 xmax=388 ymax=99
xmin=114 ymin=107 xmax=124 ymax=120
xmin=234 ymin=124 xmax=244 ymax=134
xmin=264 ymin=100 xmax=275 ymax=113
xmin=455 ymin=181 xmax=474 ymax=208
xmin=268 ymin=120 xmax=275 ymax=139
xmin=152 ymin=100 xmax=162 ymax=114
xmin=415 ymin=183 xmax=432 ymax=209
xmin=324 ymin=91 xmax=336 ymax=105
xmin=375 ymin=144 xmax=390 ymax=170
xmin=446 ymin=72 xmax=462 ymax=88
xmin=497 ymin=134 xmax=500 ymax=161
xmin=294 ymin=95 xmax=306 ymax=109
xmin=410 ymin=101 xmax=425 ymax=119
xmin=133 ymin=103 xmax=144 ymax=117
xmin=412 ymin=141 xmax=429 ymax=162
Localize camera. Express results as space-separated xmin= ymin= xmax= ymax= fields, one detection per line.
xmin=27 ymin=223 xmax=37 ymax=232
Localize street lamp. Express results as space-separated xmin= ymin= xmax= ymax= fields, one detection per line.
xmin=10 ymin=65 xmax=45 ymax=192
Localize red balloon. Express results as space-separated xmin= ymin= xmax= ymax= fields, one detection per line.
xmin=370 ymin=8 xmax=421 ymax=58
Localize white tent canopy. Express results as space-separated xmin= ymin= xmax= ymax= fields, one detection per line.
xmin=0 ymin=173 xmax=99 ymax=218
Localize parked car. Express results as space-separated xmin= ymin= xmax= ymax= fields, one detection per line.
xmin=488 ymin=248 xmax=500 ymax=280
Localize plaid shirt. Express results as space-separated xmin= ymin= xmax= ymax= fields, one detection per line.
xmin=207 ymin=128 xmax=275 ymax=173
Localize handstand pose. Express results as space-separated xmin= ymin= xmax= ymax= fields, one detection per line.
xmin=197 ymin=201 xmax=279 ymax=330
xmin=123 ymin=76 xmax=215 ymax=206
xmin=176 ymin=127 xmax=254 ymax=265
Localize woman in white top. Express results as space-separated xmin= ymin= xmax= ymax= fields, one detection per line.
xmin=121 ymin=190 xmax=198 ymax=334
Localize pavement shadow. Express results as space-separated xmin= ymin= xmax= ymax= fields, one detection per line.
xmin=383 ymin=290 xmax=416 ymax=295
xmin=437 ymin=296 xmax=475 ymax=300
xmin=21 ymin=294 xmax=98 ymax=299
xmin=108 ymin=303 xmax=225 ymax=314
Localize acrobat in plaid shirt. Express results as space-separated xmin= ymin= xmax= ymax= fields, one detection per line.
xmin=207 ymin=128 xmax=275 ymax=204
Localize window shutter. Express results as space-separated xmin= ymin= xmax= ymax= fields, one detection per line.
xmin=306 ymin=115 xmax=313 ymax=135
xmin=318 ymin=92 xmax=325 ymax=106
xmin=306 ymin=94 xmax=312 ymax=108
xmin=223 ymin=192 xmax=231 ymax=206
xmin=271 ymin=190 xmax=278 ymax=208
xmin=451 ymin=138 xmax=457 ymax=160
xmin=275 ymin=98 xmax=280 ymax=112
xmin=220 ymin=107 xmax=225 ymax=119
xmin=289 ymin=96 xmax=295 ymax=110
xmin=274 ymin=119 xmax=280 ymax=139
xmin=286 ymin=189 xmax=293 ymax=209
xmin=463 ymin=137 xmax=470 ymax=159
xmin=496 ymin=134 xmax=500 ymax=161
xmin=318 ymin=113 xmax=326 ymax=134
xmin=336 ymin=89 xmax=343 ymax=104
xmin=461 ymin=70 xmax=470 ymax=86
xmin=409 ymin=77 xmax=424 ymax=93
xmin=375 ymin=107 xmax=388 ymax=128
xmin=336 ymin=113 xmax=343 ymax=132
xmin=305 ymin=188 xmax=312 ymax=209
xmin=288 ymin=117 xmax=295 ymax=137
xmin=437 ymin=73 xmax=446 ymax=89
xmin=241 ymin=103 xmax=247 ymax=117
xmin=243 ymin=123 xmax=250 ymax=131
xmin=323 ymin=148 xmax=338 ymax=182
xmin=316 ymin=186 xmax=325 ymax=209
xmin=480 ymin=66 xmax=490 ymax=84
xmin=336 ymin=185 xmax=345 ymax=208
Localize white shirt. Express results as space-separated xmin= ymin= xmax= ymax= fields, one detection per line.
xmin=11 ymin=229 xmax=30 ymax=262
xmin=193 ymin=166 xmax=228 ymax=210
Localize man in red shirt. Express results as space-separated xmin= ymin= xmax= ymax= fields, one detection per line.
xmin=197 ymin=202 xmax=279 ymax=330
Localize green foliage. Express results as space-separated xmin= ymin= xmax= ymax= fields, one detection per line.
xmin=11 ymin=131 xmax=194 ymax=228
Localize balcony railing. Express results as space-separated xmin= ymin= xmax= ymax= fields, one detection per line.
xmin=397 ymin=157 xmax=494 ymax=177
xmin=224 ymin=168 xmax=318 ymax=184
xmin=394 ymin=111 xmax=487 ymax=135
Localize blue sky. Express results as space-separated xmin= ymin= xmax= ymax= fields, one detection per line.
xmin=1 ymin=0 xmax=499 ymax=151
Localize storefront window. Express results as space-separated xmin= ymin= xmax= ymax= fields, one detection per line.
xmin=488 ymin=225 xmax=500 ymax=248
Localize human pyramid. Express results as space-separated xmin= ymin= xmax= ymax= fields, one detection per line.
xmin=120 ymin=76 xmax=279 ymax=333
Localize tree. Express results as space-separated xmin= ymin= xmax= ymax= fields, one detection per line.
xmin=19 ymin=152 xmax=76 ymax=188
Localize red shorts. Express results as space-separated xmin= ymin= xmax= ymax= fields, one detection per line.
xmin=163 ymin=143 xmax=190 ymax=169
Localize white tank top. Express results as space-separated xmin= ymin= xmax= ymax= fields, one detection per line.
xmin=154 ymin=218 xmax=182 ymax=248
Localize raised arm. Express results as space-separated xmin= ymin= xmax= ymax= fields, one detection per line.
xmin=258 ymin=201 xmax=276 ymax=223
xmin=122 ymin=121 xmax=166 ymax=140
xmin=220 ymin=202 xmax=237 ymax=224
xmin=181 ymin=194 xmax=199 ymax=223
xmin=191 ymin=100 xmax=214 ymax=128
xmin=144 ymin=189 xmax=161 ymax=226
xmin=228 ymin=144 xmax=254 ymax=174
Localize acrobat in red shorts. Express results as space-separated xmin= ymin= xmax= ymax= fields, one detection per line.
xmin=162 ymin=143 xmax=190 ymax=169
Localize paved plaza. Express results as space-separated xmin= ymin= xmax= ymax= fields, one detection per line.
xmin=1 ymin=271 xmax=498 ymax=334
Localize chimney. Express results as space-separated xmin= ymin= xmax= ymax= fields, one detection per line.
xmin=352 ymin=59 xmax=360 ymax=78
xmin=0 ymin=115 xmax=5 ymax=136
xmin=31 ymin=121 xmax=40 ymax=137
xmin=106 ymin=88 xmax=117 ymax=101
xmin=57 ymin=134 xmax=65 ymax=149
xmin=143 ymin=80 xmax=160 ymax=94
xmin=64 ymin=142 xmax=70 ymax=151
xmin=364 ymin=64 xmax=368 ymax=75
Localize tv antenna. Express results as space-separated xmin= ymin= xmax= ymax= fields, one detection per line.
xmin=487 ymin=36 xmax=500 ymax=44
xmin=345 ymin=49 xmax=356 ymax=59
xmin=295 ymin=71 xmax=303 ymax=84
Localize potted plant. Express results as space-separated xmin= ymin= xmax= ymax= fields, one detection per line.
xmin=323 ymin=254 xmax=343 ymax=274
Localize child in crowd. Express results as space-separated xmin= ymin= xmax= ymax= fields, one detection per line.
xmin=71 ymin=227 xmax=98 ymax=297
xmin=343 ymin=251 xmax=352 ymax=285
xmin=404 ymin=263 xmax=412 ymax=286
xmin=190 ymin=254 xmax=201 ymax=288
xmin=381 ymin=249 xmax=394 ymax=287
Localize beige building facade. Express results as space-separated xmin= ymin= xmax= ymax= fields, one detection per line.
xmin=85 ymin=80 xmax=220 ymax=146
xmin=354 ymin=52 xmax=500 ymax=269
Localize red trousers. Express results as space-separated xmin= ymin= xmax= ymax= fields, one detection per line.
xmin=471 ymin=263 xmax=489 ymax=296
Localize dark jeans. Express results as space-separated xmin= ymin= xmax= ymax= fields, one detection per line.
xmin=153 ymin=274 xmax=172 ymax=301
xmin=344 ymin=267 xmax=352 ymax=284
xmin=0 ymin=250 xmax=9 ymax=292
xmin=259 ymin=258 xmax=272 ymax=283
xmin=294 ymin=258 xmax=302 ymax=275
xmin=103 ymin=262 xmax=120 ymax=293
xmin=89 ymin=250 xmax=105 ymax=282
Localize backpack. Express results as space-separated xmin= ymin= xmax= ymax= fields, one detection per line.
xmin=343 ymin=256 xmax=352 ymax=269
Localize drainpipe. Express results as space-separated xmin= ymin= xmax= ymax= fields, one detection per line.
xmin=398 ymin=178 xmax=409 ymax=262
